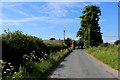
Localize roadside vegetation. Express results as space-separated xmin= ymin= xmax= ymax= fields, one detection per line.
xmin=3 ymin=48 xmax=72 ymax=79
xmin=85 ymin=43 xmax=119 ymax=71
xmin=1 ymin=29 xmax=72 ymax=79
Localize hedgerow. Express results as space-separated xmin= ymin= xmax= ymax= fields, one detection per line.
xmin=2 ymin=30 xmax=68 ymax=72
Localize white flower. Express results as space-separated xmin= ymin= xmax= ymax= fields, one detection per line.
xmin=0 ymin=60 xmax=3 ymax=63
xmin=10 ymin=66 xmax=13 ymax=68
xmin=8 ymin=63 xmax=11 ymax=65
xmin=6 ymin=69 xmax=10 ymax=71
xmin=3 ymin=71 xmax=7 ymax=74
xmin=45 ymin=54 xmax=47 ymax=56
xmin=26 ymin=58 xmax=28 ymax=60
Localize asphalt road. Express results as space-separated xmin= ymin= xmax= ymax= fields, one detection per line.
xmin=49 ymin=49 xmax=118 ymax=78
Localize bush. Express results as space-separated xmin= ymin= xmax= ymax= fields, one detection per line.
xmin=98 ymin=43 xmax=110 ymax=47
xmin=44 ymin=42 xmax=68 ymax=53
xmin=65 ymin=37 xmax=72 ymax=47
xmin=114 ymin=40 xmax=120 ymax=45
xmin=50 ymin=38 xmax=55 ymax=40
xmin=2 ymin=30 xmax=45 ymax=67
xmin=2 ymin=30 xmax=68 ymax=69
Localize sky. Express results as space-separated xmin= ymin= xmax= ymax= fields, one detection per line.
xmin=1 ymin=2 xmax=119 ymax=43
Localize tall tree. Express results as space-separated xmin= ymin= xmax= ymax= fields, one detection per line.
xmin=76 ymin=5 xmax=103 ymax=47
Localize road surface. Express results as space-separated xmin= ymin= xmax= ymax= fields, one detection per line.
xmin=49 ymin=49 xmax=118 ymax=78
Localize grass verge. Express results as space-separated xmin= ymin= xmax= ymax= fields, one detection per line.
xmin=3 ymin=48 xmax=72 ymax=79
xmin=85 ymin=44 xmax=119 ymax=71
xmin=29 ymin=48 xmax=72 ymax=78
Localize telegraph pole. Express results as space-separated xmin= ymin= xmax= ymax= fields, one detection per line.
xmin=64 ymin=30 xmax=65 ymax=42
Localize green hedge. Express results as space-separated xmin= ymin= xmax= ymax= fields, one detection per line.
xmin=2 ymin=30 xmax=68 ymax=67
xmin=44 ymin=42 xmax=68 ymax=52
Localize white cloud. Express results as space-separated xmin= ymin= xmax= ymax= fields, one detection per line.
xmin=83 ymin=3 xmax=89 ymax=6
xmin=2 ymin=23 xmax=19 ymax=26
xmin=33 ymin=3 xmax=84 ymax=17
xmin=71 ymin=10 xmax=80 ymax=14
xmin=2 ymin=3 xmax=29 ymax=16
xmin=1 ymin=3 xmax=23 ymax=7
xmin=92 ymin=2 xmax=101 ymax=5
xmin=16 ymin=10 xmax=28 ymax=16
xmin=40 ymin=3 xmax=69 ymax=17
xmin=1 ymin=16 xmax=80 ymax=25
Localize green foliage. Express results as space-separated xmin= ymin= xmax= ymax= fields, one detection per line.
xmin=85 ymin=44 xmax=119 ymax=70
xmin=2 ymin=60 xmax=15 ymax=77
xmin=26 ymin=48 xmax=72 ymax=78
xmin=3 ymin=48 xmax=72 ymax=79
xmin=2 ymin=29 xmax=68 ymax=70
xmin=114 ymin=40 xmax=120 ymax=45
xmin=76 ymin=5 xmax=103 ymax=47
xmin=2 ymin=30 xmax=45 ymax=66
xmin=44 ymin=42 xmax=68 ymax=53
xmin=75 ymin=41 xmax=84 ymax=48
xmin=2 ymin=29 xmax=70 ymax=79
xmin=3 ymin=65 xmax=30 ymax=79
xmin=50 ymin=38 xmax=56 ymax=40
xmin=65 ymin=37 xmax=72 ymax=47
xmin=98 ymin=42 xmax=110 ymax=47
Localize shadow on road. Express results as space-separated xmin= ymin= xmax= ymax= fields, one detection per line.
xmin=57 ymin=64 xmax=65 ymax=68
xmin=46 ymin=50 xmax=72 ymax=78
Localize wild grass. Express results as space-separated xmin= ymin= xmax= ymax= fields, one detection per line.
xmin=3 ymin=48 xmax=72 ymax=79
xmin=28 ymin=48 xmax=72 ymax=78
xmin=85 ymin=44 xmax=119 ymax=71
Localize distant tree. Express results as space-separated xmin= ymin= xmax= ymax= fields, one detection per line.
xmin=50 ymin=38 xmax=56 ymax=40
xmin=76 ymin=5 xmax=103 ymax=47
xmin=114 ymin=40 xmax=120 ymax=45
xmin=75 ymin=41 xmax=84 ymax=49
xmin=65 ymin=37 xmax=72 ymax=47
xmin=99 ymin=42 xmax=110 ymax=47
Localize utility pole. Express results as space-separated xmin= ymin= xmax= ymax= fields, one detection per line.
xmin=64 ymin=30 xmax=65 ymax=42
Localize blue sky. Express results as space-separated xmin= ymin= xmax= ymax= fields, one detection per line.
xmin=1 ymin=2 xmax=118 ymax=43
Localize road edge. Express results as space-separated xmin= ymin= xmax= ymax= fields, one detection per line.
xmin=84 ymin=50 xmax=119 ymax=78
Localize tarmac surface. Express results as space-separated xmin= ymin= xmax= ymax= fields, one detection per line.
xmin=49 ymin=49 xmax=118 ymax=78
